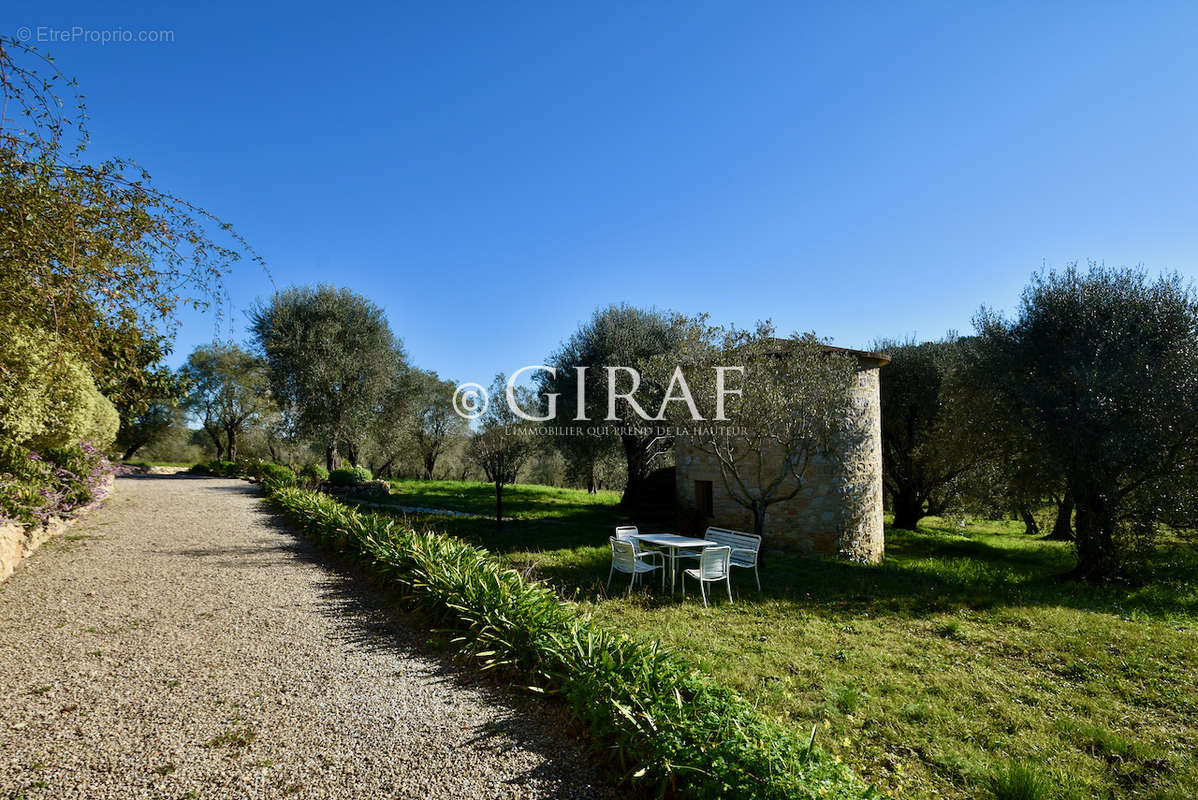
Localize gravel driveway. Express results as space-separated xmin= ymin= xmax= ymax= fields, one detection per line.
xmin=0 ymin=475 xmax=614 ymax=799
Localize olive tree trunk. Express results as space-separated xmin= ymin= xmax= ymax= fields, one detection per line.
xmin=1018 ymin=505 xmax=1040 ymax=536
xmin=1046 ymin=492 xmax=1075 ymax=540
xmin=891 ymin=490 xmax=924 ymax=530
xmin=1070 ymin=497 xmax=1117 ymax=581
xmin=495 ymin=480 xmax=503 ymax=530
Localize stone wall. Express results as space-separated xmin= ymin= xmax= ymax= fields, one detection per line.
xmin=675 ymin=355 xmax=885 ymax=563
xmin=0 ymin=475 xmax=115 ymax=582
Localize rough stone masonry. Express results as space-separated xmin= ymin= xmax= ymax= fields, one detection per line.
xmin=674 ymin=347 xmax=887 ymax=563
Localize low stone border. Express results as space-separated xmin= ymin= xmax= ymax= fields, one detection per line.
xmin=148 ymin=465 xmax=189 ymax=475
xmin=341 ymin=498 xmax=522 ymax=522
xmin=0 ymin=474 xmax=115 ymax=583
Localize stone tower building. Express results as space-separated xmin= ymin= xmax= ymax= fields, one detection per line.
xmin=674 ymin=347 xmax=888 ymax=563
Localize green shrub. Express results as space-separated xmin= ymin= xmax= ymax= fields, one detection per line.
xmin=298 ymin=463 xmax=328 ymax=486
xmin=327 ymin=465 xmax=372 ymax=485
xmin=235 ymin=457 xmax=267 ymax=480
xmin=327 ymin=468 xmax=355 ymax=485
xmin=0 ymin=441 xmax=49 ymax=482
xmin=201 ymin=460 xmax=240 ymax=478
xmin=0 ymin=441 xmax=113 ymax=526
xmin=264 ymin=485 xmax=873 ymax=800
xmin=0 ymin=319 xmax=119 ymax=450
xmin=0 ymin=442 xmax=53 ymax=525
xmin=42 ymin=443 xmax=110 ymax=508
xmin=235 ymin=458 xmax=259 ymax=477
xmin=214 ymin=460 xmax=239 ymax=477
xmin=188 ymin=459 xmax=295 ymax=485
xmin=257 ymin=462 xmax=296 ymax=486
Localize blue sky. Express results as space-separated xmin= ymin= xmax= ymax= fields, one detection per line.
xmin=18 ymin=2 xmax=1198 ymax=384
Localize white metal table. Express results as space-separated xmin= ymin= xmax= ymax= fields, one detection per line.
xmin=630 ymin=533 xmax=716 ymax=595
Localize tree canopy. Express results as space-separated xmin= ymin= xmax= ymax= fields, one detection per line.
xmin=179 ymin=343 xmax=272 ymax=462
xmin=407 ymin=369 xmax=467 ymax=480
xmin=249 ymin=285 xmax=406 ymax=470
xmin=876 ymin=337 xmax=982 ymax=529
xmin=967 ymin=264 xmax=1198 ymax=581
xmin=0 ymin=37 xmax=258 ymax=454
xmin=540 ymin=304 xmax=699 ymax=505
xmin=466 ymin=375 xmax=538 ymax=527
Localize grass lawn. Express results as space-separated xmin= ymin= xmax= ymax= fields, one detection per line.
xmin=378 ymin=481 xmax=1198 ymax=799
xmin=385 ymin=478 xmax=621 ymax=519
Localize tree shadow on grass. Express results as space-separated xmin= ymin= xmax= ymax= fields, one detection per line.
xmin=162 ymin=473 xmax=1197 ymax=625
xmin=474 ymin=516 xmax=1198 ymax=623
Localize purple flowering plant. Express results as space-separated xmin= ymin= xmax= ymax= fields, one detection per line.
xmin=0 ymin=440 xmax=116 ymax=527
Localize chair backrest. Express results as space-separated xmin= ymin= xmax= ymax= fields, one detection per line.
xmin=697 ymin=546 xmax=730 ymax=579
xmin=614 ymin=525 xmax=639 ymax=542
xmin=610 ymin=537 xmax=638 ymax=571
xmin=706 ymin=527 xmax=761 ymax=560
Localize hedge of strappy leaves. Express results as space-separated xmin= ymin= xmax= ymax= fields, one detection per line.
xmin=264 ymin=481 xmax=877 ymax=800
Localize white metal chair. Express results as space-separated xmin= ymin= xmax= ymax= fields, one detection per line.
xmin=614 ymin=525 xmax=666 ymax=569
xmin=614 ymin=525 xmax=639 ymax=542
xmin=682 ymin=545 xmax=732 ymax=607
xmin=704 ymin=527 xmax=762 ymax=591
xmin=607 ymin=537 xmax=665 ymax=594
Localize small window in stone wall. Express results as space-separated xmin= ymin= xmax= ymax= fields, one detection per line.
xmin=695 ymin=480 xmax=714 ymax=517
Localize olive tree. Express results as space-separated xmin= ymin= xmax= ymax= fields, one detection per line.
xmin=407 ymin=369 xmax=468 ymax=480
xmin=115 ymin=400 xmax=175 ymax=461
xmin=540 ymin=305 xmax=699 ymax=505
xmin=875 ymin=338 xmax=980 ymax=529
xmin=969 ymin=264 xmax=1198 ymax=581
xmin=180 ymin=343 xmax=271 ymax=462
xmin=466 ymin=375 xmax=537 ymax=528
xmin=873 ymin=336 xmax=1052 ymax=531
xmin=357 ymin=367 xmax=415 ymax=478
xmin=945 ymin=407 xmax=1066 ymax=536
xmin=250 ymin=285 xmax=406 ymax=470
